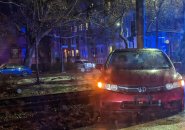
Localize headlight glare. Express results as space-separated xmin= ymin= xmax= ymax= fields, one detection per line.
xmin=97 ymin=82 xmax=103 ymax=88
xmin=180 ymin=80 xmax=185 ymax=86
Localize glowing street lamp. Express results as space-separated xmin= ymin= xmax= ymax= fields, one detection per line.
xmin=165 ymin=40 xmax=170 ymax=44
xmin=116 ymin=22 xmax=121 ymax=27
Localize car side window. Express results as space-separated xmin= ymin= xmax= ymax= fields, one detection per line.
xmin=5 ymin=65 xmax=15 ymax=69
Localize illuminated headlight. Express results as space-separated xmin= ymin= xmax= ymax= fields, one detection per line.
xmin=165 ymin=83 xmax=174 ymax=90
xmin=105 ymin=84 xmax=118 ymax=91
xmin=165 ymin=80 xmax=184 ymax=90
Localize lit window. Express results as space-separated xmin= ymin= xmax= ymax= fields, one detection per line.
xmin=64 ymin=49 xmax=67 ymax=58
xmin=76 ymin=49 xmax=79 ymax=56
xmin=72 ymin=50 xmax=74 ymax=57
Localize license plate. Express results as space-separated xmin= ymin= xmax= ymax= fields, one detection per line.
xmin=135 ymin=95 xmax=152 ymax=104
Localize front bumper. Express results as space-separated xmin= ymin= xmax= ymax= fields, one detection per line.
xmin=99 ymin=88 xmax=184 ymax=113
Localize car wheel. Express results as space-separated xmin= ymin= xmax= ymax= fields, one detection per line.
xmin=22 ymin=71 xmax=28 ymax=77
xmin=179 ymin=99 xmax=184 ymax=112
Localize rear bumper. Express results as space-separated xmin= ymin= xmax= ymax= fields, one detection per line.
xmin=98 ymin=88 xmax=184 ymax=113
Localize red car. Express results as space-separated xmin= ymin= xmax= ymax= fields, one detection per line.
xmin=96 ymin=49 xmax=184 ymax=119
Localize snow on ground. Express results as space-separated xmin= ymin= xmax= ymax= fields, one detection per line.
xmin=17 ymin=75 xmax=81 ymax=85
xmin=16 ymin=70 xmax=101 ymax=85
xmin=0 ymin=70 xmax=101 ymax=100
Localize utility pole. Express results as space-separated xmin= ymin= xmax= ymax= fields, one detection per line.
xmin=136 ymin=0 xmax=144 ymax=48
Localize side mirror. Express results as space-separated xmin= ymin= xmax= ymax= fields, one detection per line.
xmin=95 ymin=64 xmax=104 ymax=71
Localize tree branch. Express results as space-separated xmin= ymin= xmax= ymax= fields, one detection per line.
xmin=66 ymin=0 xmax=78 ymax=16
xmin=0 ymin=1 xmax=22 ymax=7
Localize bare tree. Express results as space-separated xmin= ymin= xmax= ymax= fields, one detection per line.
xmin=146 ymin=0 xmax=184 ymax=33
xmin=0 ymin=0 xmax=90 ymax=83
xmin=87 ymin=0 xmax=134 ymax=48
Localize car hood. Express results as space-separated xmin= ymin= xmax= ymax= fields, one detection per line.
xmin=103 ymin=69 xmax=181 ymax=87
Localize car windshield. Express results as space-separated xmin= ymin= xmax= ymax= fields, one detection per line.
xmin=108 ymin=50 xmax=171 ymax=70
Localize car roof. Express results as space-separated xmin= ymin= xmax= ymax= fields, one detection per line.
xmin=4 ymin=64 xmax=25 ymax=67
xmin=113 ymin=48 xmax=161 ymax=53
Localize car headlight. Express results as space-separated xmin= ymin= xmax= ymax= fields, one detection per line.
xmin=97 ymin=82 xmax=118 ymax=91
xmin=105 ymin=84 xmax=118 ymax=91
xmin=165 ymin=80 xmax=184 ymax=90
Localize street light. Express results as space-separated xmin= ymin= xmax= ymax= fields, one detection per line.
xmin=165 ymin=39 xmax=171 ymax=57
xmin=116 ymin=22 xmax=121 ymax=27
xmin=165 ymin=40 xmax=170 ymax=44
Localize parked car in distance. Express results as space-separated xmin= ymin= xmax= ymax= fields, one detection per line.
xmin=75 ymin=59 xmax=95 ymax=72
xmin=96 ymin=48 xmax=184 ymax=120
xmin=0 ymin=64 xmax=32 ymax=76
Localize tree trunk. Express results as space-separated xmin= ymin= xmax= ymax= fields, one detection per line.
xmin=24 ymin=36 xmax=41 ymax=84
xmin=120 ymin=16 xmax=128 ymax=48
xmin=119 ymin=34 xmax=128 ymax=48
xmin=35 ymin=40 xmax=40 ymax=84
xmin=24 ymin=31 xmax=35 ymax=67
xmin=24 ymin=43 xmax=35 ymax=67
xmin=136 ymin=0 xmax=144 ymax=48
